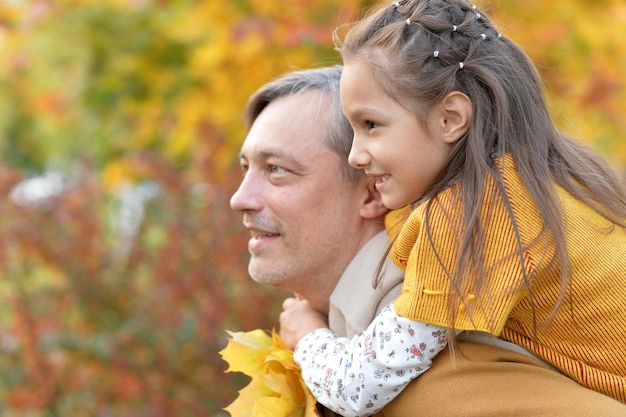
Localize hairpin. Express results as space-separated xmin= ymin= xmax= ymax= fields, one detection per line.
xmin=459 ymin=62 xmax=464 ymax=69
xmin=433 ymin=50 xmax=440 ymax=57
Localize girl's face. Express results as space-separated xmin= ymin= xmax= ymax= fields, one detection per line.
xmin=340 ymin=59 xmax=457 ymax=209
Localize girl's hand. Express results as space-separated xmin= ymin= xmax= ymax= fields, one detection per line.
xmin=279 ymin=296 xmax=328 ymax=350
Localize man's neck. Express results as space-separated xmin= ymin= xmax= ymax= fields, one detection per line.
xmin=301 ymin=225 xmax=387 ymax=315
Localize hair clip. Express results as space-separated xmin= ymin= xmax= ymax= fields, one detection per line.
xmin=497 ymin=33 xmax=502 ymax=38
xmin=433 ymin=50 xmax=440 ymax=57
xmin=476 ymin=13 xmax=481 ymax=20
xmin=480 ymin=33 xmax=486 ymax=40
xmin=406 ymin=18 xmax=411 ymax=25
xmin=472 ymin=4 xmax=477 ymax=10
xmin=452 ymin=25 xmax=458 ymax=32
xmin=458 ymin=62 xmax=464 ymax=69
xmin=394 ymin=1 xmax=400 ymax=8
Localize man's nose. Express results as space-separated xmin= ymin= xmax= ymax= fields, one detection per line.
xmin=230 ymin=172 xmax=263 ymax=212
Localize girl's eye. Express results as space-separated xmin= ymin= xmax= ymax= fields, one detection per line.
xmin=365 ymin=120 xmax=378 ymax=130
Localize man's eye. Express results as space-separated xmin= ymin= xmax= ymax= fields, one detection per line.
xmin=365 ymin=120 xmax=378 ymax=129
xmin=238 ymin=161 xmax=249 ymax=175
xmin=270 ymin=165 xmax=286 ymax=174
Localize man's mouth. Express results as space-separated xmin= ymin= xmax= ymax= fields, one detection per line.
xmin=248 ymin=230 xmax=280 ymax=252
xmin=251 ymin=231 xmax=279 ymax=239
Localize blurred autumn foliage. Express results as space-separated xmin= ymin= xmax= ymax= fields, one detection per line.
xmin=0 ymin=0 xmax=624 ymax=416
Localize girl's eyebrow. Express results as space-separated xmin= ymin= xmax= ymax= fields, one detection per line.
xmin=346 ymin=106 xmax=384 ymax=120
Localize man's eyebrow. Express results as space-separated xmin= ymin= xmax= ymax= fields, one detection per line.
xmin=258 ymin=149 xmax=306 ymax=172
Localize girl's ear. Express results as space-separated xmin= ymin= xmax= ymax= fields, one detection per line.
xmin=437 ymin=91 xmax=472 ymax=144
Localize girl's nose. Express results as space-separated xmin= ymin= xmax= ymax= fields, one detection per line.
xmin=348 ymin=137 xmax=370 ymax=169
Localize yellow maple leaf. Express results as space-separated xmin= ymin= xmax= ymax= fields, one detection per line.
xmin=220 ymin=329 xmax=320 ymax=417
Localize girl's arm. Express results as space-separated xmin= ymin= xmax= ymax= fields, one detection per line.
xmin=283 ymin=302 xmax=448 ymax=417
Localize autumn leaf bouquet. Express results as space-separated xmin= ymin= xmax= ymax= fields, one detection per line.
xmin=220 ymin=329 xmax=321 ymax=417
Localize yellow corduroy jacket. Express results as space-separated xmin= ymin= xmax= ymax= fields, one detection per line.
xmin=388 ymin=154 xmax=626 ymax=403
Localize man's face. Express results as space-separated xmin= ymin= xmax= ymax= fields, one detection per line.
xmin=230 ymin=90 xmax=369 ymax=299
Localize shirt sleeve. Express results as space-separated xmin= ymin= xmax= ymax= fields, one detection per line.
xmin=293 ymin=304 xmax=449 ymax=417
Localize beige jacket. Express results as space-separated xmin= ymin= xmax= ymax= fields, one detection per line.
xmin=328 ymin=230 xmax=403 ymax=339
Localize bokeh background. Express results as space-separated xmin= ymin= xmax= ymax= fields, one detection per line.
xmin=0 ymin=0 xmax=624 ymax=416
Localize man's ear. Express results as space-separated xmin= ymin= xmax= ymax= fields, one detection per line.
xmin=437 ymin=91 xmax=472 ymax=144
xmin=359 ymin=177 xmax=388 ymax=219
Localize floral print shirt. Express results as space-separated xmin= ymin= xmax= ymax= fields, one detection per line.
xmin=294 ymin=304 xmax=448 ymax=417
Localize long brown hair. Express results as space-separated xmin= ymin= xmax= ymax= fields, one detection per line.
xmin=337 ymin=0 xmax=626 ymax=330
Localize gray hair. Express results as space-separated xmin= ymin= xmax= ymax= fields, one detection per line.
xmin=245 ymin=65 xmax=362 ymax=181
